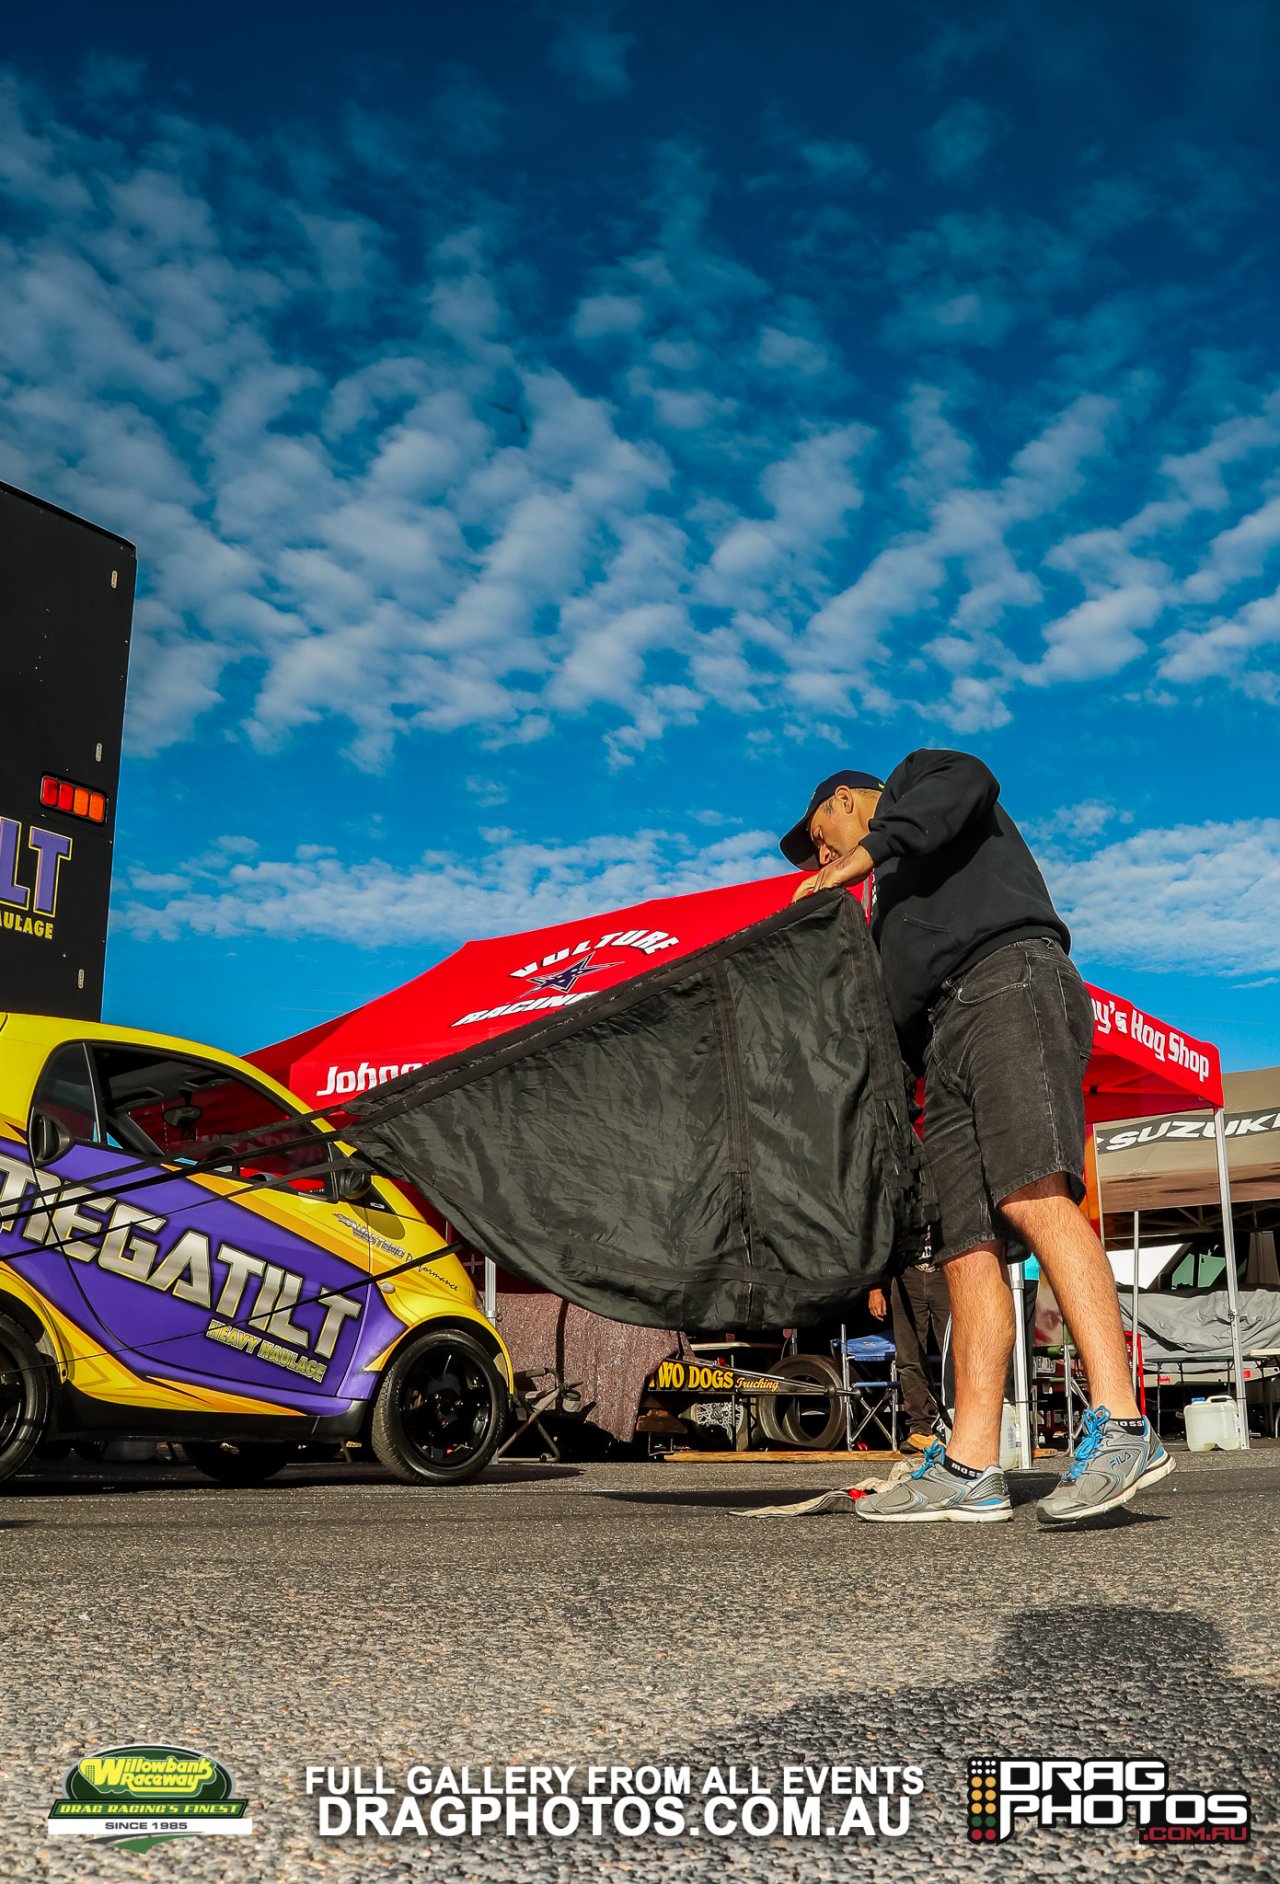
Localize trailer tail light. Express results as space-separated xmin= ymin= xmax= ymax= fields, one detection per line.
xmin=40 ymin=775 xmax=107 ymax=824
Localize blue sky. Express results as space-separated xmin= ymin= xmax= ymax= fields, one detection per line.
xmin=3 ymin=0 xmax=1279 ymax=1069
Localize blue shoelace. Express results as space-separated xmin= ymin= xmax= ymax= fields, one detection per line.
xmin=1061 ymin=1405 xmax=1113 ymax=1484
xmin=911 ymin=1439 xmax=946 ymax=1479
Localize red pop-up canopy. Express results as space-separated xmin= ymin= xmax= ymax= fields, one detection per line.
xmin=1074 ymin=979 xmax=1247 ymax=1447
xmin=251 ymin=877 xmax=1221 ymax=1121
xmin=252 ymin=875 xmax=807 ymax=1105
xmin=1081 ymin=982 xmax=1222 ymax=1122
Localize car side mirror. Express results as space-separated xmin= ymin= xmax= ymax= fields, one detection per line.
xmin=28 ymin=1107 xmax=75 ymax=1169
xmin=331 ymin=1163 xmax=375 ymax=1204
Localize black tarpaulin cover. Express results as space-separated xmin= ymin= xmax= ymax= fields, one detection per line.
xmin=342 ymin=891 xmax=927 ymax=1330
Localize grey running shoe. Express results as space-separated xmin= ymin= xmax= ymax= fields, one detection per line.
xmin=1037 ymin=1407 xmax=1174 ymax=1525
xmin=857 ymin=1441 xmax=1012 ymax=1523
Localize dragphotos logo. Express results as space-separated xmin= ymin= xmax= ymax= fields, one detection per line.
xmin=967 ymin=1757 xmax=1249 ymax=1847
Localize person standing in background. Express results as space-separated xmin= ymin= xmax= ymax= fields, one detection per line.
xmin=869 ymin=1257 xmax=950 ymax=1455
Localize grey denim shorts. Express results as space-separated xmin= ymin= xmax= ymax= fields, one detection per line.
xmin=923 ymin=937 xmax=1095 ymax=1262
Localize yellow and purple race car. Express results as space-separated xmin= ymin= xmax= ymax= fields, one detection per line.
xmin=0 ymin=1012 xmax=513 ymax=1487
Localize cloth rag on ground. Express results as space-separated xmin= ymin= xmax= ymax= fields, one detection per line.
xmin=732 ymin=1462 xmax=913 ymax=1517
xmin=341 ymin=891 xmax=928 ymax=1331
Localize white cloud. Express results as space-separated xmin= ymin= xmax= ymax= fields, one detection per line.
xmin=119 ymin=805 xmax=1280 ymax=991
xmin=700 ymin=425 xmax=870 ymax=613
xmin=1047 ymin=821 xmax=1280 ymax=977
xmin=909 ymin=16 xmax=1012 ymax=89
xmin=546 ymin=3 xmax=634 ymax=98
xmin=1160 ymin=398 xmax=1280 ymax=510
xmin=883 ymin=283 xmax=1016 ymax=349
xmin=1184 ymin=493 xmax=1280 ymax=603
xmin=2 ymin=62 xmax=1280 ymax=782
xmin=573 ymin=293 xmax=647 ymax=341
xmin=756 ymin=325 xmax=830 ymax=377
xmin=792 ymin=389 xmax=1118 ymax=721
xmin=1028 ymin=800 xmax=1132 ymax=847
xmin=922 ymin=100 xmax=1003 ymax=185
xmin=626 ymin=372 xmax=736 ymax=433
xmin=880 ymin=206 xmax=1081 ymax=351
xmin=1159 ymin=587 xmax=1280 ymax=693
xmin=797 ymin=139 xmax=872 ymax=186
xmin=119 ymin=828 xmax=785 ymax=947
xmin=1025 ymin=582 xmax=1165 ymax=686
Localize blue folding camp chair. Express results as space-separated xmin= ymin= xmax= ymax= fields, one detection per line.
xmin=832 ymin=1331 xmax=900 ymax=1451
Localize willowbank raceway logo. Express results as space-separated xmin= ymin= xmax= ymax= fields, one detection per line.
xmin=47 ymin=1744 xmax=253 ymax=1850
xmin=966 ymin=1756 xmax=1250 ymax=1848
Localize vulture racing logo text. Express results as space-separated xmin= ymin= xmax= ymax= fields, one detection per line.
xmin=451 ymin=926 xmax=683 ymax=1028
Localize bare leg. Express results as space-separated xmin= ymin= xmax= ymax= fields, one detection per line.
xmin=941 ymin=1243 xmax=1014 ymax=1469
xmin=999 ymin=1174 xmax=1141 ymax=1421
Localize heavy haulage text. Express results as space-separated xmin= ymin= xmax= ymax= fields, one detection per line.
xmin=306 ymin=1764 xmax=924 ymax=1840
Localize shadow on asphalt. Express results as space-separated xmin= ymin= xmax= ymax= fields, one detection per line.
xmin=445 ymin=1605 xmax=1273 ymax=1884
xmin=9 ymin=1471 xmax=192 ymax=1498
xmin=1033 ymin=1506 xmax=1171 ymax=1532
xmin=595 ymin=1487 xmax=849 ymax=1509
xmin=484 ymin=1464 xmax=584 ymax=1485
xmin=672 ymin=1605 xmax=1275 ymax=1879
xmin=1006 ymin=1471 xmax=1058 ymax=1506
xmin=7 ymin=1460 xmax=583 ymax=1497
xmin=598 ymin=1472 xmax=1071 ymax=1512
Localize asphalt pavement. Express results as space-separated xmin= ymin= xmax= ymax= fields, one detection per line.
xmin=2 ymin=1444 xmax=1277 ymax=1881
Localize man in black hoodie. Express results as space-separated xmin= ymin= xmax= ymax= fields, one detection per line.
xmin=781 ymin=751 xmax=1172 ymax=1526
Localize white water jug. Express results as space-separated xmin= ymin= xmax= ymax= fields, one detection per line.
xmin=1184 ymin=1395 xmax=1241 ymax=1451
xmin=999 ymin=1401 xmax=1022 ymax=1471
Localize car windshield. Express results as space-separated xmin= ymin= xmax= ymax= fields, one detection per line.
xmin=91 ymin=1045 xmax=332 ymax=1191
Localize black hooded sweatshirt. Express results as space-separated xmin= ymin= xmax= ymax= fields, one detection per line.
xmin=856 ymin=749 xmax=1069 ymax=1065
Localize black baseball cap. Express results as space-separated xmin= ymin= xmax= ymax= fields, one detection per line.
xmin=779 ymin=769 xmax=884 ymax=868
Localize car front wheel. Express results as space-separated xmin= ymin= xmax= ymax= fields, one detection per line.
xmin=0 ymin=1312 xmax=52 ymax=1483
xmin=370 ymin=1327 xmax=507 ymax=1485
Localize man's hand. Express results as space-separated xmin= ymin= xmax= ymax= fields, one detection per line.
xmin=868 ymin=1288 xmax=888 ymax=1321
xmin=790 ymin=844 xmax=875 ymax=903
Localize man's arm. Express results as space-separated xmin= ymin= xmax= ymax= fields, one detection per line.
xmin=859 ymin=749 xmax=999 ymax=867
xmin=791 ymin=845 xmax=874 ymax=899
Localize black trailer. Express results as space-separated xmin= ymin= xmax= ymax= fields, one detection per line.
xmin=0 ymin=482 xmax=136 ymax=1020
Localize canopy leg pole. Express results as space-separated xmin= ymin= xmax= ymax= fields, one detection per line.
xmin=1130 ymin=1210 xmax=1141 ymax=1395
xmin=1009 ymin=1259 xmax=1033 ymax=1471
xmin=484 ymin=1257 xmax=497 ymax=1326
xmin=1062 ymin=1338 xmax=1074 ymax=1456
xmin=1213 ymin=1107 xmax=1250 ymax=1450
xmin=840 ymin=1321 xmax=854 ymax=1452
xmin=1066 ymin=1127 xmax=1108 ymax=1456
xmin=1092 ymin=1127 xmax=1108 ymax=1263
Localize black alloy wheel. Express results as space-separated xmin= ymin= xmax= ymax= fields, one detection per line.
xmin=370 ymin=1327 xmax=507 ymax=1485
xmin=0 ymin=1311 xmax=53 ymax=1483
